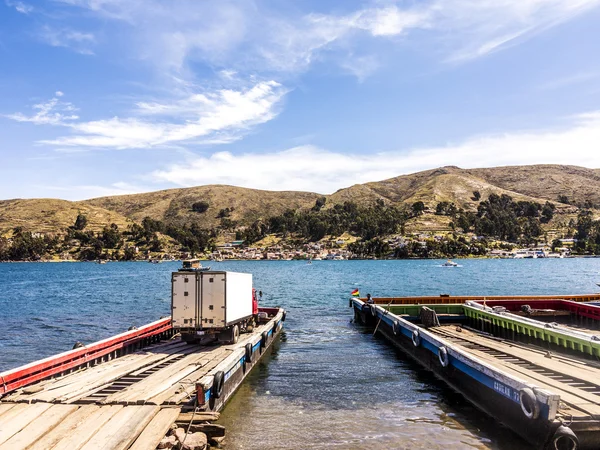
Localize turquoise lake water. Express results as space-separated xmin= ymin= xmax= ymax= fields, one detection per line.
xmin=2 ymin=259 xmax=600 ymax=449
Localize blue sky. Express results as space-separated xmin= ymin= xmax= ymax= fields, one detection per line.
xmin=2 ymin=0 xmax=600 ymax=200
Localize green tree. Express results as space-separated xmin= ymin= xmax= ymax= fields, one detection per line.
xmin=191 ymin=201 xmax=209 ymax=213
xmin=540 ymin=202 xmax=555 ymax=224
xmin=101 ymin=224 xmax=122 ymax=249
xmin=0 ymin=237 xmax=10 ymax=260
xmin=411 ymin=201 xmax=425 ymax=217
xmin=217 ymin=208 xmax=232 ymax=218
xmin=122 ymin=245 xmax=136 ymax=261
xmin=149 ymin=234 xmax=162 ymax=252
xmin=73 ymin=213 xmax=88 ymax=231
xmin=551 ymin=238 xmax=562 ymax=252
xmin=312 ymin=197 xmax=327 ymax=212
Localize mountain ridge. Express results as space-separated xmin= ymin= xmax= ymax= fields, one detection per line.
xmin=1 ymin=164 xmax=598 ymax=233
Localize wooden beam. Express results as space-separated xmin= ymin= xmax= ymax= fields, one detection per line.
xmin=128 ymin=407 xmax=181 ymax=450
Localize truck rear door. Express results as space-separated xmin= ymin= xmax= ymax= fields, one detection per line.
xmin=172 ymin=273 xmax=198 ymax=328
xmin=200 ymin=272 xmax=226 ymax=328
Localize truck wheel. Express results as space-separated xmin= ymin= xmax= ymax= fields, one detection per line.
xmin=231 ymin=325 xmax=239 ymax=344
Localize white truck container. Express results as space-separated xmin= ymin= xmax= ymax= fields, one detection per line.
xmin=171 ymin=270 xmax=254 ymax=344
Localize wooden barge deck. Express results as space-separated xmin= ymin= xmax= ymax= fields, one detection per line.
xmin=0 ymin=307 xmax=285 ymax=450
xmin=351 ymin=297 xmax=600 ymax=449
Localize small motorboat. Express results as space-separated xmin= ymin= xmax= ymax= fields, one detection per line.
xmin=442 ymin=260 xmax=459 ymax=267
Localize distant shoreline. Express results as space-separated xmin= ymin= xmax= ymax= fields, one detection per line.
xmin=2 ymin=255 xmax=599 ymax=263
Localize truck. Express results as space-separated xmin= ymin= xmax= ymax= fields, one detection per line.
xmin=171 ymin=260 xmax=259 ymax=344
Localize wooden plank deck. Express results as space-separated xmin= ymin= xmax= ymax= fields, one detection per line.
xmin=433 ymin=326 xmax=600 ymax=417
xmin=0 ymin=316 xmax=281 ymax=450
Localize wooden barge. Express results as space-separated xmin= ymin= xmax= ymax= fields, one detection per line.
xmin=351 ymin=295 xmax=600 ymax=449
xmin=0 ymin=307 xmax=285 ymax=450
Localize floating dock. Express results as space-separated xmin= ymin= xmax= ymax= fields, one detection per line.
xmin=352 ymin=296 xmax=600 ymax=449
xmin=0 ymin=307 xmax=285 ymax=450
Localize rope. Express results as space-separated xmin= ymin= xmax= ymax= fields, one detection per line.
xmin=180 ymin=406 xmax=198 ymax=447
xmin=373 ymin=299 xmax=393 ymax=336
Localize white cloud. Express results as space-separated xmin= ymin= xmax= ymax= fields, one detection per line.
xmin=36 ymin=181 xmax=148 ymax=199
xmin=52 ymin=0 xmax=600 ymax=78
xmin=435 ymin=0 xmax=600 ymax=62
xmin=6 ymin=0 xmax=33 ymax=14
xmin=5 ymin=94 xmax=79 ymax=125
xmin=151 ymin=111 xmax=600 ymax=193
xmin=39 ymin=26 xmax=95 ymax=55
xmin=7 ymin=81 xmax=287 ymax=149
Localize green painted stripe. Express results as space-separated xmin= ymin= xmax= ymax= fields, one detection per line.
xmin=463 ymin=305 xmax=600 ymax=357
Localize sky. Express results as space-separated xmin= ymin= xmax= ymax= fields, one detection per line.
xmin=2 ymin=0 xmax=600 ymax=200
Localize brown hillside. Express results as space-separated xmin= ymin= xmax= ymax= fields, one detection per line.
xmin=3 ymin=165 xmax=597 ymax=234
xmin=83 ymin=185 xmax=321 ymax=228
xmin=0 ymin=199 xmax=132 ymax=234
xmin=466 ymin=165 xmax=600 ymax=206
xmin=332 ymin=166 xmax=567 ymax=210
xmin=84 ymin=165 xmax=592 ymax=228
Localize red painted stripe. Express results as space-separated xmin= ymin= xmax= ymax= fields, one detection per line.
xmin=475 ymin=299 xmax=600 ymax=321
xmin=0 ymin=317 xmax=172 ymax=395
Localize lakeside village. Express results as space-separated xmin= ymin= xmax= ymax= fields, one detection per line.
xmin=1 ymin=229 xmax=579 ymax=262
xmin=201 ymin=235 xmax=577 ymax=261
xmin=5 ymin=194 xmax=600 ymax=262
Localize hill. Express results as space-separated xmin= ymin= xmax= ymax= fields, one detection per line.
xmin=0 ymin=199 xmax=132 ymax=235
xmin=2 ymin=164 xmax=598 ymax=235
xmin=83 ymin=185 xmax=321 ymax=229
xmin=465 ymin=165 xmax=600 ymax=207
xmin=330 ymin=166 xmax=570 ymax=210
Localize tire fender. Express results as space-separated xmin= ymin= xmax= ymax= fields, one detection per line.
xmin=261 ymin=331 xmax=268 ymax=349
xmin=438 ymin=346 xmax=450 ymax=368
xmin=519 ymin=387 xmax=540 ymax=420
xmin=245 ymin=342 xmax=253 ymax=365
xmin=412 ymin=329 xmax=421 ymax=347
xmin=282 ymin=310 xmax=287 ymax=321
xmin=371 ymin=304 xmax=377 ymax=317
xmin=549 ymin=426 xmax=578 ymax=450
xmin=212 ymin=371 xmax=224 ymax=399
xmin=393 ymin=321 xmax=400 ymax=336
